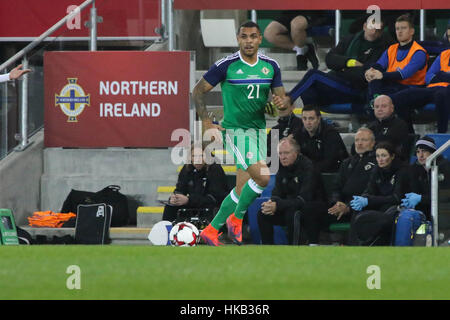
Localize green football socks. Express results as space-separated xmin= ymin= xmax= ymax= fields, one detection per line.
xmin=234 ymin=179 xmax=265 ymax=219
xmin=210 ymin=188 xmax=239 ymax=230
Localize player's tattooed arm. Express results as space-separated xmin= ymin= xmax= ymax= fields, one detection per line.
xmin=192 ymin=78 xmax=214 ymax=122
xmin=271 ymin=86 xmax=286 ymax=99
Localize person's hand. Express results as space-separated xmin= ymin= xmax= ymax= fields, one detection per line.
xmin=328 ymin=201 xmax=350 ymax=220
xmin=401 ymin=193 xmax=422 ymax=209
xmin=365 ymin=67 xmax=382 ymax=82
xmin=202 ymin=119 xmax=224 ymax=143
xmin=350 ymin=196 xmax=368 ymax=212
xmin=261 ymin=199 xmax=277 ymax=215
xmin=364 ymin=68 xmax=374 ymax=82
xmin=169 ymin=193 xmax=189 ymax=206
xmin=9 ymin=64 xmax=31 ymax=80
xmin=272 ymin=94 xmax=290 ymax=111
xmin=371 ymin=69 xmax=383 ymax=80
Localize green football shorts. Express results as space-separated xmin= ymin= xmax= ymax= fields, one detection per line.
xmin=222 ymin=128 xmax=267 ymax=171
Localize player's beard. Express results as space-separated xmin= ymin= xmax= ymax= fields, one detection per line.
xmin=241 ymin=46 xmax=257 ymax=58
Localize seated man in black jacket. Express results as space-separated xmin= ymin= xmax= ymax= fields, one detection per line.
xmin=280 ymin=17 xmax=391 ymax=108
xmin=365 ymin=94 xmax=411 ymax=160
xmin=257 ymin=136 xmax=327 ymax=245
xmin=162 ymin=143 xmax=230 ymax=223
xmin=293 ymin=104 xmax=349 ymax=173
xmin=400 ymin=136 xmax=450 ymax=221
xmin=328 ymin=127 xmax=377 ymax=222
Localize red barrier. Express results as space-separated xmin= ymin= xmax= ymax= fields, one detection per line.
xmin=44 ymin=51 xmax=190 ymax=148
xmin=0 ymin=0 xmax=161 ymax=40
xmin=174 ymin=0 xmax=447 ymax=10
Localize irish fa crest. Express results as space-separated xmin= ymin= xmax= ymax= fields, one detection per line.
xmin=55 ymin=78 xmax=90 ymax=122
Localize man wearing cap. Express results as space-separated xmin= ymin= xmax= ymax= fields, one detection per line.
xmin=401 ymin=136 xmax=450 ymax=218
xmin=395 ymin=136 xmax=450 ymax=245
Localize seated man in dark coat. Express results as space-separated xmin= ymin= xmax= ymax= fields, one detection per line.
xmin=293 ymin=104 xmax=349 ymax=173
xmin=365 ymin=95 xmax=411 ymax=160
xmin=257 ymin=136 xmax=327 ymax=245
xmin=328 ymin=127 xmax=377 ymax=222
xmin=162 ymin=143 xmax=230 ymax=223
xmin=279 ymin=17 xmax=392 ymax=108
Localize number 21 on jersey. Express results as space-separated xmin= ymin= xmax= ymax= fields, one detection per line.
xmin=247 ymin=84 xmax=260 ymax=99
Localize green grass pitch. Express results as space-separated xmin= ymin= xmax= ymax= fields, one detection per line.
xmin=1 ymin=245 xmax=449 ymax=300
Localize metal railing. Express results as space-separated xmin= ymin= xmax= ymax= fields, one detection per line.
xmin=426 ymin=139 xmax=450 ymax=246
xmin=0 ymin=0 xmax=173 ymax=159
xmin=0 ymin=0 xmax=98 ymax=153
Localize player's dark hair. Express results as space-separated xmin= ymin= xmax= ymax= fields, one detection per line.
xmin=302 ymin=104 xmax=321 ymax=117
xmin=237 ymin=21 xmax=261 ymax=35
xmin=396 ymin=14 xmax=414 ymax=28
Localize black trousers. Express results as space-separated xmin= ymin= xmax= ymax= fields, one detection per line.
xmin=349 ymin=207 xmax=399 ymax=246
xmin=297 ymin=201 xmax=347 ymax=244
xmin=162 ymin=205 xmax=184 ymax=222
xmin=390 ymin=86 xmax=450 ymax=133
xmin=258 ymin=201 xmax=331 ymax=245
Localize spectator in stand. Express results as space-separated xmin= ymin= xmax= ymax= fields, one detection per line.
xmin=328 ymin=128 xmax=377 ymax=224
xmin=390 ymin=48 xmax=450 ymax=133
xmin=349 ymin=141 xmax=410 ymax=245
xmin=281 ymin=16 xmax=392 ymax=108
xmin=365 ymin=14 xmax=428 ymax=105
xmin=162 ymin=143 xmax=229 ymax=223
xmin=293 ymin=104 xmax=348 ymax=173
xmin=266 ymin=99 xmax=302 ymax=163
xmin=398 ymin=137 xmax=450 ymax=222
xmin=442 ymin=22 xmax=450 ymax=43
xmin=257 ymin=136 xmax=327 ymax=245
xmin=0 ymin=64 xmax=31 ymax=83
xmin=263 ymin=11 xmax=323 ymax=70
xmin=365 ymin=95 xmax=410 ymax=161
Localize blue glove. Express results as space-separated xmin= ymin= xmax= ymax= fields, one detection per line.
xmin=350 ymin=196 xmax=368 ymax=211
xmin=402 ymin=193 xmax=422 ymax=209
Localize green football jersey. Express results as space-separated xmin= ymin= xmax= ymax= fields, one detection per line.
xmin=203 ymin=51 xmax=283 ymax=130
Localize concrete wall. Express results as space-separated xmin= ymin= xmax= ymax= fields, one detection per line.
xmin=40 ymin=147 xmax=180 ymax=223
xmin=0 ymin=130 xmax=44 ymax=226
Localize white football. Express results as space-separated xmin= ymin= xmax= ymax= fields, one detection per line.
xmin=169 ymin=222 xmax=200 ymax=247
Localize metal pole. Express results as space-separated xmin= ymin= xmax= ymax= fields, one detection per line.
xmin=168 ymin=0 xmax=174 ymax=50
xmin=430 ymin=161 xmax=439 ymax=246
xmin=335 ymin=10 xmax=341 ymax=46
xmin=251 ymin=10 xmax=257 ymax=23
xmin=161 ymin=0 xmax=167 ymax=39
xmin=90 ymin=0 xmax=97 ymax=51
xmin=16 ymin=57 xmax=29 ymax=151
xmin=420 ymin=9 xmax=426 ymax=41
xmin=0 ymin=70 xmax=7 ymax=158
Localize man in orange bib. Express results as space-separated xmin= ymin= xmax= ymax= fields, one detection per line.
xmin=365 ymin=14 xmax=428 ymax=111
xmin=389 ymin=49 xmax=450 ymax=133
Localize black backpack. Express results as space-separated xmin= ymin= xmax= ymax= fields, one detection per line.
xmin=61 ymin=185 xmax=130 ymax=227
xmin=75 ymin=203 xmax=112 ymax=244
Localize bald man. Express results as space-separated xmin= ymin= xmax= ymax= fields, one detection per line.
xmin=365 ymin=95 xmax=410 ymax=160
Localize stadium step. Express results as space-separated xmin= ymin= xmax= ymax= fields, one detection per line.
xmin=137 ymin=206 xmax=164 ymax=227
xmin=20 ymin=226 xmax=152 ymax=245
